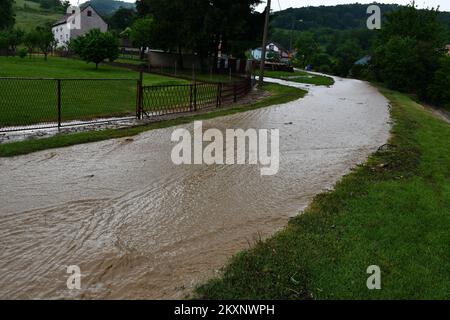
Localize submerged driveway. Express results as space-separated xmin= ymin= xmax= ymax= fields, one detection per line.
xmin=0 ymin=76 xmax=390 ymax=299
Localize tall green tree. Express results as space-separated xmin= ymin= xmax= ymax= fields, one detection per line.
xmin=109 ymin=7 xmax=136 ymax=31
xmin=136 ymin=0 xmax=263 ymax=70
xmin=0 ymin=0 xmax=15 ymax=30
xmin=23 ymin=30 xmax=39 ymax=58
xmin=294 ymin=32 xmax=319 ymax=67
xmin=35 ymin=27 xmax=56 ymax=60
xmin=129 ymin=17 xmax=154 ymax=59
xmin=71 ymin=29 xmax=119 ymax=69
xmin=333 ymin=39 xmax=362 ymax=77
xmin=372 ymin=2 xmax=447 ymax=96
xmin=427 ymin=56 xmax=450 ymax=108
xmin=0 ymin=28 xmax=24 ymax=55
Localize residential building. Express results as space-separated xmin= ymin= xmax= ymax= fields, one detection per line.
xmin=251 ymin=42 xmax=291 ymax=63
xmin=52 ymin=5 xmax=108 ymax=48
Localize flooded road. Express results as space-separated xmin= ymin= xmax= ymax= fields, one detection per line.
xmin=0 ymin=77 xmax=390 ymax=299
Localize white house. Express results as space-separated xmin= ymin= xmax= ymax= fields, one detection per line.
xmin=52 ymin=5 xmax=108 ymax=48
xmin=251 ymin=42 xmax=290 ymax=62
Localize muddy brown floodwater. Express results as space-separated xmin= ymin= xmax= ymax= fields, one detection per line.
xmin=0 ymin=76 xmax=390 ymax=299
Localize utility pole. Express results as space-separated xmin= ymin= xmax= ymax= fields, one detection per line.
xmin=258 ymin=0 xmax=271 ymax=87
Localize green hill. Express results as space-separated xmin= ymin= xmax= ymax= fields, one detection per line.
xmin=270 ymin=3 xmax=450 ymax=51
xmin=13 ymin=0 xmax=136 ymax=30
xmin=14 ymin=0 xmax=62 ymax=30
xmin=81 ymin=0 xmax=135 ymax=16
xmin=272 ymin=3 xmax=450 ymax=31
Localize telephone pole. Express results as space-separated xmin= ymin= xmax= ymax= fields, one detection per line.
xmin=258 ymin=0 xmax=271 ymax=87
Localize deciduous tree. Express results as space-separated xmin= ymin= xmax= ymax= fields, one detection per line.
xmin=71 ymin=29 xmax=119 ymax=69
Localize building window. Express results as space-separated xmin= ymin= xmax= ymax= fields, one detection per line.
xmin=87 ymin=10 xmax=92 ymax=17
xmin=72 ymin=10 xmax=75 ymax=14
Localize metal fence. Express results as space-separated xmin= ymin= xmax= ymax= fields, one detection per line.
xmin=0 ymin=76 xmax=253 ymax=132
xmin=139 ymin=78 xmax=252 ymax=118
xmin=0 ymin=77 xmax=138 ymax=132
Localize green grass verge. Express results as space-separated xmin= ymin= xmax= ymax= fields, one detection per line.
xmin=194 ymin=87 xmax=450 ymax=300
xmin=259 ymin=70 xmax=335 ymax=86
xmin=0 ymin=83 xmax=306 ymax=157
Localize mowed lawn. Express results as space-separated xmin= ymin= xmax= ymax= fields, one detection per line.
xmin=0 ymin=56 xmax=187 ymax=127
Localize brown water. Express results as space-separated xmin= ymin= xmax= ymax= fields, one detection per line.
xmin=0 ymin=77 xmax=390 ymax=299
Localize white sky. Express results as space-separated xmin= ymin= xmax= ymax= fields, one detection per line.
xmin=68 ymin=1 xmax=450 ymax=12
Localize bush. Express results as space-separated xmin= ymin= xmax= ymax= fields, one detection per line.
xmin=317 ymin=64 xmax=332 ymax=74
xmin=17 ymin=48 xmax=27 ymax=58
xmin=427 ymin=56 xmax=450 ymax=108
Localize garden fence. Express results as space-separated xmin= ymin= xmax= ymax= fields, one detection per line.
xmin=0 ymin=76 xmax=253 ymax=132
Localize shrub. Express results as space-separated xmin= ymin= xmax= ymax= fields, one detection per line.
xmin=17 ymin=48 xmax=27 ymax=58
xmin=427 ymin=56 xmax=450 ymax=108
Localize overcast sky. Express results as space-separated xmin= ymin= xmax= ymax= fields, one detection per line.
xmin=69 ymin=1 xmax=450 ymax=12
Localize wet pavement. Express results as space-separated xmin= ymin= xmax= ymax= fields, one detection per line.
xmin=0 ymin=76 xmax=390 ymax=299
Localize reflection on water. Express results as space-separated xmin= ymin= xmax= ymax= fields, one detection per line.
xmin=0 ymin=77 xmax=390 ymax=299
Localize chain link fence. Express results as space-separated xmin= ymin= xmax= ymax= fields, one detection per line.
xmin=0 ymin=76 xmax=253 ymax=132
xmin=0 ymin=77 xmax=138 ymax=132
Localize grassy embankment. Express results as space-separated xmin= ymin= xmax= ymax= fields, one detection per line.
xmin=0 ymin=56 xmax=187 ymax=126
xmin=195 ymin=87 xmax=450 ymax=299
xmin=259 ymin=70 xmax=335 ymax=86
xmin=13 ymin=0 xmax=62 ymax=31
xmin=0 ymin=83 xmax=306 ymax=157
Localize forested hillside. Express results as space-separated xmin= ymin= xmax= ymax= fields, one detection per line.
xmin=272 ymin=3 xmax=450 ymax=31
xmin=81 ymin=0 xmax=135 ymax=16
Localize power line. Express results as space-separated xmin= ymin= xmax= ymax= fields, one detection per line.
xmin=277 ymin=0 xmax=282 ymax=11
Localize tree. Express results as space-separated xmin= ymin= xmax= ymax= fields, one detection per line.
xmin=136 ymin=0 xmax=263 ymax=70
xmin=333 ymin=39 xmax=362 ymax=77
xmin=0 ymin=0 xmax=15 ymax=30
xmin=427 ymin=56 xmax=450 ymax=107
xmin=372 ymin=2 xmax=447 ymax=97
xmin=23 ymin=30 xmax=39 ymax=58
xmin=129 ymin=17 xmax=154 ymax=60
xmin=294 ymin=32 xmax=319 ymax=68
xmin=71 ymin=29 xmax=119 ymax=69
xmin=109 ymin=7 xmax=136 ymax=31
xmin=0 ymin=28 xmax=24 ymax=55
xmin=35 ymin=27 xmax=56 ymax=60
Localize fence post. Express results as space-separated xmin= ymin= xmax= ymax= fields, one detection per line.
xmin=189 ymin=84 xmax=193 ymax=111
xmin=233 ymin=82 xmax=237 ymax=103
xmin=136 ymin=71 xmax=143 ymax=119
xmin=216 ymin=83 xmax=222 ymax=108
xmin=57 ymin=79 xmax=61 ymax=130
xmin=193 ymin=82 xmax=197 ymax=111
